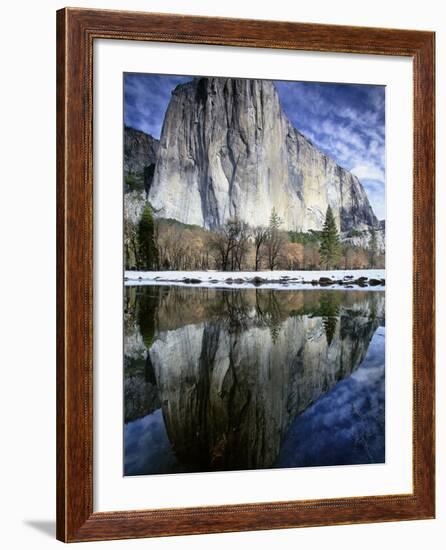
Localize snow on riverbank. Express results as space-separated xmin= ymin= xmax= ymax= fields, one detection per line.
xmin=125 ymin=269 xmax=385 ymax=291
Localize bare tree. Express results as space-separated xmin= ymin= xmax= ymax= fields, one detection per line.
xmin=369 ymin=228 xmax=378 ymax=268
xmin=343 ymin=244 xmax=355 ymax=269
xmin=252 ymin=226 xmax=269 ymax=271
xmin=264 ymin=208 xmax=286 ymax=271
xmin=209 ymin=223 xmax=235 ymax=271
xmin=303 ymin=243 xmax=320 ymax=269
xmin=209 ymin=218 xmax=251 ymax=271
xmin=280 ymin=242 xmax=304 ymax=270
xmin=232 ymin=220 xmax=250 ymax=270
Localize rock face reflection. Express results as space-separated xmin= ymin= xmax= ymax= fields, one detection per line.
xmin=124 ymin=286 xmax=385 ymax=474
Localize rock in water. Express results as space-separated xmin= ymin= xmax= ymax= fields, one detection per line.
xmin=149 ymin=77 xmax=378 ymax=231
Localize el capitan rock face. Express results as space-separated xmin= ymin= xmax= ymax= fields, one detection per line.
xmin=148 ymin=77 xmax=378 ymax=232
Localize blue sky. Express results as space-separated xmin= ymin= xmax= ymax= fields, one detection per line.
xmin=124 ymin=73 xmax=385 ymax=220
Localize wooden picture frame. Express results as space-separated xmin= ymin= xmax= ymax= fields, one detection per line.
xmin=56 ymin=7 xmax=435 ymax=542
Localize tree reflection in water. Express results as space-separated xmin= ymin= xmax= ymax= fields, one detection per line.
xmin=124 ymin=285 xmax=385 ymax=475
xmin=318 ymin=292 xmax=341 ymax=345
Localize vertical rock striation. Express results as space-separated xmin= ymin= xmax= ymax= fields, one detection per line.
xmin=149 ymin=77 xmax=378 ymax=232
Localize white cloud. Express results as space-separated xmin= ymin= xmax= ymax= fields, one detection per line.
xmin=351 ymin=164 xmax=385 ymax=182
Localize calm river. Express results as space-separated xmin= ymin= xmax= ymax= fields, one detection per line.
xmin=123 ymin=285 xmax=385 ymax=475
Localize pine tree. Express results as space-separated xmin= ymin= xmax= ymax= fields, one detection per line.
xmin=319 ymin=206 xmax=341 ymax=269
xmin=269 ymin=207 xmax=282 ymax=231
xmin=138 ymin=204 xmax=159 ymax=270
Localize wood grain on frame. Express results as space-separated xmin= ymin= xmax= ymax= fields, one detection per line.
xmin=56 ymin=7 xmax=435 ymax=542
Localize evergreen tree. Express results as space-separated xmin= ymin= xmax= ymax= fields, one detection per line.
xmin=269 ymin=207 xmax=282 ymax=231
xmin=319 ymin=206 xmax=341 ymax=269
xmin=138 ymin=204 xmax=159 ymax=270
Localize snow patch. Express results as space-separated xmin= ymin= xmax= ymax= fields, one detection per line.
xmin=124 ymin=269 xmax=385 ymax=291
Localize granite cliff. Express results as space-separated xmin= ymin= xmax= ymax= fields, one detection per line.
xmin=124 ymin=126 xmax=159 ymax=208
xmin=147 ymin=77 xmax=378 ymax=232
xmin=124 ymin=126 xmax=158 ymax=178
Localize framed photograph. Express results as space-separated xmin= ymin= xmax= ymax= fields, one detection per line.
xmin=56 ymin=8 xmax=435 ymax=542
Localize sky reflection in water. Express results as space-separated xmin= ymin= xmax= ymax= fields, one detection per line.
xmin=124 ymin=286 xmax=385 ymax=476
xmin=275 ymin=326 xmax=385 ymax=468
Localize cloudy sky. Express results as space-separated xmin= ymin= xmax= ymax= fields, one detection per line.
xmin=124 ymin=74 xmax=385 ymax=220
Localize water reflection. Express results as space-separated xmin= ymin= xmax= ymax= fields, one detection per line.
xmin=275 ymin=326 xmax=385 ymax=467
xmin=124 ymin=286 xmax=385 ymax=475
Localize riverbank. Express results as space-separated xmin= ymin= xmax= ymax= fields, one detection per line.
xmin=125 ymin=269 xmax=385 ymax=290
